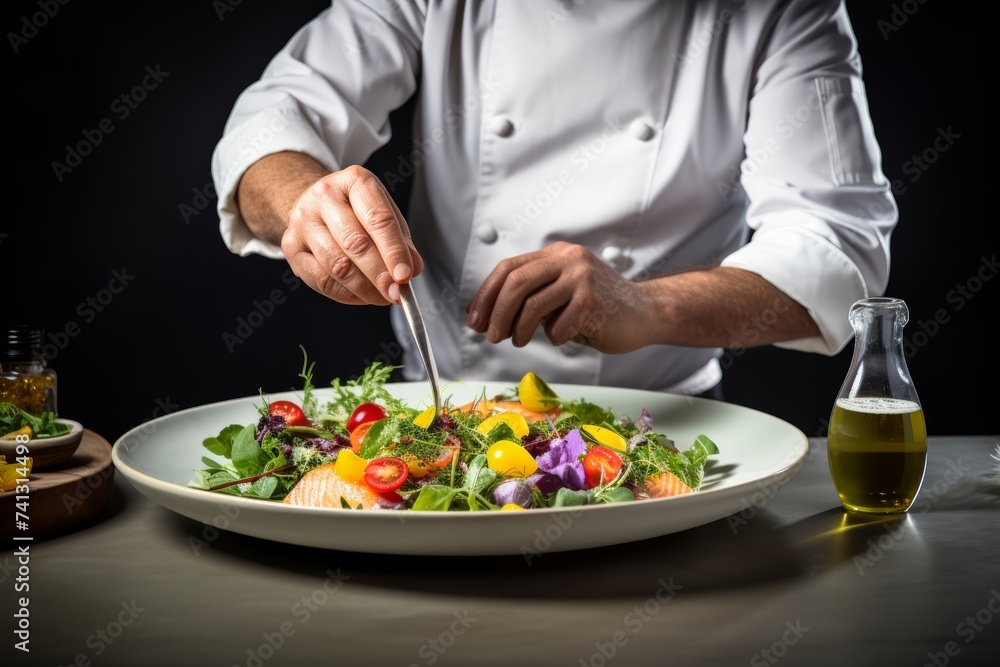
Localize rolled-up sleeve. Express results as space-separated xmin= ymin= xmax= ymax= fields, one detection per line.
xmin=210 ymin=0 xmax=425 ymax=258
xmin=720 ymin=0 xmax=897 ymax=355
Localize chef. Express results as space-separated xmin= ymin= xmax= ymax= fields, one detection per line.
xmin=211 ymin=0 xmax=896 ymax=398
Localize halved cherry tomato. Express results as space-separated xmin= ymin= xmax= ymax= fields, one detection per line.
xmin=363 ymin=457 xmax=409 ymax=493
xmin=583 ymin=446 xmax=623 ymax=488
xmin=346 ymin=402 xmax=387 ymax=433
xmin=269 ymin=400 xmax=310 ymax=427
xmin=350 ymin=420 xmax=377 ymax=454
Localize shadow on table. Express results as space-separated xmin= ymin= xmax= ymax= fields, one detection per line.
xmin=166 ymin=505 xmax=915 ymax=600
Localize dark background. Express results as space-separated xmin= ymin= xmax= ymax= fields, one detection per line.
xmin=6 ymin=1 xmax=994 ymax=444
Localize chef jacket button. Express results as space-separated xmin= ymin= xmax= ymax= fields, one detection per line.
xmin=628 ymin=119 xmax=655 ymax=141
xmin=487 ymin=116 xmax=515 ymax=137
xmin=475 ymin=223 xmax=498 ymax=244
xmin=601 ymin=245 xmax=631 ymax=271
xmin=601 ymin=245 xmax=623 ymax=263
xmin=561 ymin=343 xmax=581 ymax=357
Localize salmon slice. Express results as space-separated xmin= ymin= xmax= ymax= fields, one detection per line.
xmin=453 ymin=398 xmax=559 ymax=422
xmin=492 ymin=400 xmax=560 ymax=423
xmin=453 ymin=399 xmax=495 ymax=418
xmin=283 ymin=462 xmax=383 ymax=509
xmin=645 ymin=471 xmax=694 ymax=498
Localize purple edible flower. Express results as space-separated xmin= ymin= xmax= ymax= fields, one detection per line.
xmin=525 ymin=472 xmax=563 ymax=496
xmin=621 ymin=409 xmax=654 ymax=433
xmin=535 ymin=429 xmax=587 ymax=491
xmin=636 ymin=409 xmax=654 ymax=433
xmin=493 ymin=479 xmax=532 ymax=508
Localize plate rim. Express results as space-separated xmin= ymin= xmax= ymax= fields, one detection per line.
xmin=112 ymin=382 xmax=810 ymax=519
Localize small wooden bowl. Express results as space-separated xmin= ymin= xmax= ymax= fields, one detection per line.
xmin=0 ymin=419 xmax=85 ymax=468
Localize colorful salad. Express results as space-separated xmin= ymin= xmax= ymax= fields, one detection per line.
xmin=192 ymin=351 xmax=719 ymax=511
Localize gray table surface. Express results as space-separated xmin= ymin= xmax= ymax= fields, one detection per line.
xmin=3 ymin=436 xmax=999 ymax=667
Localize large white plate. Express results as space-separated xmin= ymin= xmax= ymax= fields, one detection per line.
xmin=112 ymin=382 xmax=808 ymax=556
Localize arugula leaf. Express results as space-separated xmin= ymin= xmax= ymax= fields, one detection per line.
xmin=484 ymin=422 xmax=517 ymax=444
xmin=250 ymin=475 xmax=279 ymax=499
xmin=411 ymin=484 xmax=457 ymax=511
xmin=460 ymin=455 xmax=497 ymax=496
xmin=230 ymin=424 xmax=266 ymax=476
xmin=555 ymin=399 xmax=618 ymax=429
xmin=202 ymin=424 xmax=245 ymax=458
xmin=551 ymin=487 xmax=589 ymax=507
xmin=594 ymin=486 xmax=634 ymax=504
xmin=358 ymin=418 xmax=394 ymax=459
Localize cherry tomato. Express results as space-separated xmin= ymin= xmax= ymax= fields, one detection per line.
xmin=363 ymin=457 xmax=410 ymax=493
xmin=583 ymin=446 xmax=623 ymax=488
xmin=346 ymin=402 xmax=387 ymax=433
xmin=269 ymin=400 xmax=310 ymax=427
xmin=350 ymin=420 xmax=378 ymax=454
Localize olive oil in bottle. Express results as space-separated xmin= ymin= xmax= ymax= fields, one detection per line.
xmin=827 ymin=299 xmax=927 ymax=514
xmin=828 ymin=397 xmax=927 ymax=513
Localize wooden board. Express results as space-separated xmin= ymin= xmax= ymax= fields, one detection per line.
xmin=1 ymin=429 xmax=114 ymax=539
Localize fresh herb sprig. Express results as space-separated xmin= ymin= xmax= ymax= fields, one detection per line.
xmin=0 ymin=402 xmax=69 ymax=439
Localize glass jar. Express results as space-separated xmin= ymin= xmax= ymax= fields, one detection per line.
xmin=827 ymin=298 xmax=927 ymax=514
xmin=0 ymin=325 xmax=58 ymax=415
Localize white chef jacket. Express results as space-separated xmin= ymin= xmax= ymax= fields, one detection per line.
xmin=211 ymin=0 xmax=897 ymax=394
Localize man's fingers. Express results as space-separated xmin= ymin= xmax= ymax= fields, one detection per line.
xmin=345 ymin=169 xmax=415 ymax=295
xmin=300 ymin=199 xmax=390 ymax=305
xmin=284 ymin=250 xmax=372 ymax=306
xmin=482 ymin=260 xmax=564 ymax=343
xmin=510 ymin=280 xmax=574 ymax=347
xmin=375 ymin=177 xmax=424 ymax=280
xmin=466 ymin=249 xmax=548 ymax=333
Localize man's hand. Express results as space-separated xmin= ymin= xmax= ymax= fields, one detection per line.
xmin=465 ymin=242 xmax=655 ymax=354
xmin=466 ymin=242 xmax=822 ymax=353
xmin=238 ymin=153 xmax=422 ymax=305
